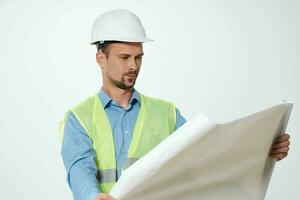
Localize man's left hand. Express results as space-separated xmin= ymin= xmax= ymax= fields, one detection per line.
xmin=269 ymin=133 xmax=290 ymax=161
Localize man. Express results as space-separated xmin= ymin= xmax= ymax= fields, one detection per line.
xmin=60 ymin=9 xmax=290 ymax=200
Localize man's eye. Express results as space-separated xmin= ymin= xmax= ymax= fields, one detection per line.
xmin=120 ymin=57 xmax=128 ymax=60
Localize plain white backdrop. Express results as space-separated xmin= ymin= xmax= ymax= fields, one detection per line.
xmin=0 ymin=0 xmax=299 ymax=199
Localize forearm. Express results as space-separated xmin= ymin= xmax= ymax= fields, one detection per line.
xmin=69 ymin=158 xmax=100 ymax=200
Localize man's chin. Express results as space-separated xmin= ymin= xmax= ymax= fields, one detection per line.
xmin=124 ymin=84 xmax=135 ymax=90
xmin=117 ymin=83 xmax=135 ymax=90
xmin=124 ymin=80 xmax=136 ymax=88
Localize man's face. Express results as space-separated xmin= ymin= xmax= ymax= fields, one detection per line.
xmin=98 ymin=42 xmax=144 ymax=90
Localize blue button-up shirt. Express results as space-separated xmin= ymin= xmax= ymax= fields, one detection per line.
xmin=61 ymin=88 xmax=186 ymax=200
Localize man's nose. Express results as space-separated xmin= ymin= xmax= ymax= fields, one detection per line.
xmin=128 ymin=58 xmax=138 ymax=70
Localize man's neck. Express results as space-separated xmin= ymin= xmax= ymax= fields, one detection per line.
xmin=102 ymin=84 xmax=133 ymax=108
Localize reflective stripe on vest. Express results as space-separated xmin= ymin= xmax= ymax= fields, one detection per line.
xmin=123 ymin=157 xmax=139 ymax=170
xmin=59 ymin=93 xmax=176 ymax=193
xmin=97 ymin=169 xmax=117 ymax=182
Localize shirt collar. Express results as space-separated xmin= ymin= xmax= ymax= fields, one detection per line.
xmin=98 ymin=87 xmax=141 ymax=108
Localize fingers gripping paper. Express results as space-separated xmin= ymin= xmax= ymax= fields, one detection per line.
xmin=110 ymin=103 xmax=293 ymax=200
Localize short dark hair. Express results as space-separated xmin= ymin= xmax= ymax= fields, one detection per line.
xmin=93 ymin=41 xmax=126 ymax=58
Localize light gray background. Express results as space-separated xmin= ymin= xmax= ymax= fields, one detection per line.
xmin=0 ymin=0 xmax=299 ymax=199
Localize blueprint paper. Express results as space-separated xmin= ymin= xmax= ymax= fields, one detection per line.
xmin=110 ymin=103 xmax=293 ymax=200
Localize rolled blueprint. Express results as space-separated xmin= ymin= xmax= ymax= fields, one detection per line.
xmin=110 ymin=103 xmax=293 ymax=200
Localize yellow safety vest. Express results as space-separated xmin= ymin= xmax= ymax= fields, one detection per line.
xmin=59 ymin=93 xmax=177 ymax=193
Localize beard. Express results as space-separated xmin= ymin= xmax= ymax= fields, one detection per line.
xmin=109 ymin=71 xmax=138 ymax=90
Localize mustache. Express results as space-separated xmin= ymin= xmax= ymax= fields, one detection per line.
xmin=124 ymin=71 xmax=138 ymax=76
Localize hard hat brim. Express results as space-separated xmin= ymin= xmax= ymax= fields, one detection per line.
xmin=90 ymin=38 xmax=153 ymax=45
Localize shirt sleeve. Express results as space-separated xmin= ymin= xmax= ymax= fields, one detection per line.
xmin=175 ymin=108 xmax=187 ymax=130
xmin=61 ymin=111 xmax=100 ymax=200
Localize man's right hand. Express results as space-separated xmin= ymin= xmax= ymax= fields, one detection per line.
xmin=95 ymin=193 xmax=116 ymax=200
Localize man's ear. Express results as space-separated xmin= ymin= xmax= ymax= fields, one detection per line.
xmin=96 ymin=50 xmax=106 ymax=70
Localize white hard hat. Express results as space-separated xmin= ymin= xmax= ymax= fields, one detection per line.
xmin=90 ymin=9 xmax=153 ymax=44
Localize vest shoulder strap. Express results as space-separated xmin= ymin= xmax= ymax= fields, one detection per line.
xmin=69 ymin=94 xmax=98 ymax=138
